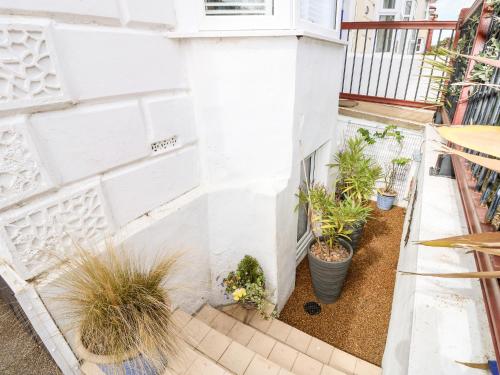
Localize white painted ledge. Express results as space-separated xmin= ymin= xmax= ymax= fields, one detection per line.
xmin=166 ymin=29 xmax=347 ymax=46
xmin=383 ymin=125 xmax=494 ymax=375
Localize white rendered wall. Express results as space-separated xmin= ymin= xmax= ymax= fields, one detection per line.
xmin=185 ymin=35 xmax=345 ymax=309
xmin=0 ymin=4 xmax=200 ymax=372
xmin=382 ymin=127 xmax=494 ymax=375
xmin=0 ymin=3 xmax=346 ymax=373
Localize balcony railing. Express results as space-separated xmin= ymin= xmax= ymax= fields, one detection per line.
xmin=442 ymin=0 xmax=500 ymax=364
xmin=340 ymin=20 xmax=458 ymax=108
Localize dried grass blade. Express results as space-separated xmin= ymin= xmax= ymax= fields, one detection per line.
xmin=416 ymin=232 xmax=500 ymax=248
xmin=439 ymin=145 xmax=500 ymax=173
xmin=434 ymin=125 xmax=500 ymax=158
xmin=400 ymin=270 xmax=500 ymax=279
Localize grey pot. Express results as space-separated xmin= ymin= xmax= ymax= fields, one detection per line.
xmin=308 ymin=237 xmax=353 ymax=304
xmin=346 ymin=222 xmax=365 ymax=252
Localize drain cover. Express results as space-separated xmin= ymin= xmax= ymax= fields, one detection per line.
xmin=304 ymin=302 xmax=321 ymax=315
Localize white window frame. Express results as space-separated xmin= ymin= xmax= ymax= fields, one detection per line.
xmin=381 ymin=0 xmax=397 ymax=10
xmin=200 ymin=0 xmax=293 ymax=30
xmin=295 ymin=0 xmax=342 ymax=37
xmin=296 ymin=151 xmax=317 ymax=263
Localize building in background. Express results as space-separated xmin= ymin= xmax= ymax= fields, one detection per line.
xmin=343 ymin=0 xmax=437 ymax=22
xmin=343 ymin=0 xmax=439 ymax=55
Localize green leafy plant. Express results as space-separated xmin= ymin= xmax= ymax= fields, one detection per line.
xmin=381 ymin=157 xmax=411 ymax=195
xmin=330 ymin=136 xmax=382 ymax=204
xmin=297 ymin=184 xmax=354 ymax=250
xmin=470 ymin=38 xmax=500 ymax=83
xmin=336 ymin=196 xmax=373 ymax=227
xmin=56 ymin=243 xmax=180 ymax=373
xmin=373 ymin=125 xmax=404 ymax=143
xmin=359 ymin=125 xmax=412 ymax=196
xmin=357 ymin=128 xmax=376 ymax=145
xmin=223 ymin=256 xmax=274 ymax=318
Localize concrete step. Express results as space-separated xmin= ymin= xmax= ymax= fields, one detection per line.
xmin=196 ymin=304 xmax=354 ymax=375
xmin=202 ymin=304 xmax=382 ymax=375
xmin=173 ymin=308 xmax=297 ymax=375
xmin=80 ymin=310 xmax=233 ymax=375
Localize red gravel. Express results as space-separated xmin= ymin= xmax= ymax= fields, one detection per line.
xmin=279 ymin=204 xmax=406 ymax=366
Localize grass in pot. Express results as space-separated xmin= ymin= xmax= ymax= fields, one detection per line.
xmin=297 ymin=184 xmax=354 ymax=304
xmin=377 ymin=157 xmax=411 ymax=210
xmin=56 ymin=243 xmax=180 ymax=375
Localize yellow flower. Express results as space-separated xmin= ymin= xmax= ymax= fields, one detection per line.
xmin=232 ymin=288 xmax=246 ymax=301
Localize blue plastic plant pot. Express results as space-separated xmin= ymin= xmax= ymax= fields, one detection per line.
xmin=75 ymin=330 xmax=165 ymax=375
xmin=99 ymin=356 xmax=160 ymax=375
xmin=377 ymin=192 xmax=396 ymax=211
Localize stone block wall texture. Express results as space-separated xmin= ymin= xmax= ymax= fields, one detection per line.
xmin=0 ymin=1 xmax=200 ymax=282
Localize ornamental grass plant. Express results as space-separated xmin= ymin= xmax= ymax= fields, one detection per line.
xmin=56 ymin=242 xmax=181 ymax=374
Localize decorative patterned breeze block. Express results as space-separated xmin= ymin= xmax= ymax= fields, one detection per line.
xmin=0 ymin=22 xmax=66 ymax=111
xmin=0 ymin=183 xmax=114 ymax=279
xmin=0 ymin=118 xmax=53 ymax=209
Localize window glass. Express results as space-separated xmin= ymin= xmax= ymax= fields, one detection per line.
xmin=297 ymin=155 xmax=314 ymax=242
xmin=376 ymin=15 xmax=395 ymax=52
xmin=382 ymin=0 xmax=396 ymax=9
xmin=404 ymin=0 xmax=412 ymax=15
xmin=301 ymin=0 xmax=338 ymax=30
xmin=205 ymin=0 xmax=272 ymax=16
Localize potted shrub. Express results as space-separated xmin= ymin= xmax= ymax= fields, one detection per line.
xmin=298 ymin=184 xmax=354 ymax=304
xmin=377 ymin=157 xmax=411 ymax=210
xmin=337 ymin=197 xmax=372 ymax=251
xmin=223 ymin=255 xmax=275 ymax=318
xmin=57 ymin=244 xmax=180 ymax=375
xmin=330 ymin=136 xmax=382 ymax=205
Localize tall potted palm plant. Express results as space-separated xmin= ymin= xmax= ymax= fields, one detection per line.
xmin=330 ymin=136 xmax=381 ymax=249
xmin=298 ymin=184 xmax=354 ymax=303
xmin=337 ymin=197 xmax=372 ymax=251
xmin=331 ymin=136 xmax=382 ymax=205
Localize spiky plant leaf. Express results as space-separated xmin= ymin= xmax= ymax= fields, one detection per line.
xmin=435 ymin=125 xmax=500 ymax=158
xmin=455 ymin=361 xmax=490 ymax=370
xmin=400 ymin=271 xmax=500 ymax=279
xmin=417 ymin=232 xmax=500 ymax=249
xmin=439 ymin=145 xmax=500 ymax=173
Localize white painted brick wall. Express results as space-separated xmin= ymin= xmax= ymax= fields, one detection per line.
xmin=0 ymin=178 xmax=115 ymax=280
xmin=29 ymin=101 xmax=150 ymax=184
xmin=0 ymin=0 xmax=176 ymax=28
xmin=142 ymin=95 xmax=197 ymax=147
xmin=0 ymin=20 xmax=70 ymax=112
xmin=0 ymin=1 xmax=121 ymax=23
xmin=102 ymin=146 xmax=201 ymax=227
xmin=0 ymin=4 xmax=205 ymax=371
xmin=0 ymin=116 xmax=55 ymax=210
xmin=51 ymin=25 xmax=188 ymax=102
xmin=0 ymin=9 xmax=199 ymax=281
xmin=124 ymin=0 xmax=176 ymax=27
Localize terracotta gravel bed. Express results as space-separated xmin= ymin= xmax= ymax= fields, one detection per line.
xmin=279 ymin=204 xmax=406 ymax=366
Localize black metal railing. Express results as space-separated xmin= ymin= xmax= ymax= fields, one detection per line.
xmin=340 ymin=21 xmax=457 ymax=107
xmin=461 ymin=8 xmax=500 ymax=230
xmin=444 ymin=7 xmax=482 ymax=120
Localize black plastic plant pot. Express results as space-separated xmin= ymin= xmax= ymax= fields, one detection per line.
xmin=345 ymin=222 xmax=365 ymax=252
xmin=308 ymin=237 xmax=353 ymax=304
